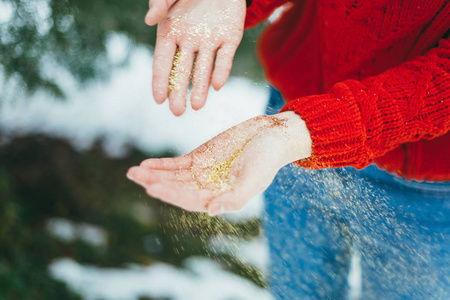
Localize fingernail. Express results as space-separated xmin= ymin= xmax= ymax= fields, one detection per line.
xmin=208 ymin=203 xmax=225 ymax=217
xmin=155 ymin=98 xmax=166 ymax=105
xmin=127 ymin=167 xmax=145 ymax=184
xmin=145 ymin=10 xmax=154 ymax=25
xmin=126 ymin=172 xmax=134 ymax=180
xmin=126 ymin=168 xmax=138 ymax=180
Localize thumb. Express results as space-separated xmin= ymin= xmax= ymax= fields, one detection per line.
xmin=207 ymin=190 xmax=243 ymax=217
xmin=207 ymin=171 xmax=275 ymax=217
xmin=207 ymin=201 xmax=225 ymax=217
xmin=145 ymin=0 xmax=178 ymax=26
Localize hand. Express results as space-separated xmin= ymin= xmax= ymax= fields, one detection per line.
xmin=127 ymin=112 xmax=312 ymax=216
xmin=145 ymin=0 xmax=246 ymax=116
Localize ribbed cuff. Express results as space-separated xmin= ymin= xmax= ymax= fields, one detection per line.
xmin=280 ymin=83 xmax=371 ymax=169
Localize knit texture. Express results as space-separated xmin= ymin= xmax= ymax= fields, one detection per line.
xmin=245 ymin=0 xmax=290 ymax=28
xmin=246 ymin=0 xmax=450 ymax=181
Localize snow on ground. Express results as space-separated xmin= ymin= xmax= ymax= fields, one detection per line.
xmin=209 ymin=236 xmax=270 ymax=271
xmin=49 ymin=257 xmax=273 ymax=300
xmin=0 ymin=1 xmax=14 ymax=24
xmin=46 ymin=218 xmax=108 ymax=248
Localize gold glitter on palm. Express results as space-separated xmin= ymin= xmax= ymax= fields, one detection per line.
xmin=188 ymin=116 xmax=288 ymax=195
xmin=206 ymin=140 xmax=249 ymax=192
xmin=191 ymin=140 xmax=250 ymax=194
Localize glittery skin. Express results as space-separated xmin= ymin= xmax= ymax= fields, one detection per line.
xmin=189 ymin=141 xmax=249 ymax=195
xmin=161 ymin=3 xmax=245 ymax=99
xmin=268 ymin=115 xmax=287 ymax=128
xmin=188 ymin=116 xmax=288 ymax=195
xmin=168 ymin=47 xmax=184 ymax=94
xmin=205 ymin=140 xmax=250 ymax=193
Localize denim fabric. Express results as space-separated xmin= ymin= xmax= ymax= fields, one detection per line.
xmin=263 ymin=88 xmax=450 ymax=299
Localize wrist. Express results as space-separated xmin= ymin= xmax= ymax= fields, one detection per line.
xmin=269 ymin=111 xmax=312 ymax=166
xmin=241 ymin=112 xmax=312 ymax=171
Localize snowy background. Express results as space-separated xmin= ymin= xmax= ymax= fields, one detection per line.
xmin=1 ymin=32 xmax=275 ymax=300
xmin=0 ymin=2 xmax=365 ymax=299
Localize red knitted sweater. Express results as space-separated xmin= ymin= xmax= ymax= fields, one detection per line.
xmin=245 ymin=0 xmax=450 ymax=181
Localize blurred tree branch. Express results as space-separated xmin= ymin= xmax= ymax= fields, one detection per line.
xmin=0 ymin=0 xmax=264 ymax=99
xmin=0 ymin=0 xmax=157 ymax=98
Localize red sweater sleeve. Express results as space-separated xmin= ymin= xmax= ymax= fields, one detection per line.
xmin=281 ymin=38 xmax=450 ymax=170
xmin=245 ymin=0 xmax=291 ymax=29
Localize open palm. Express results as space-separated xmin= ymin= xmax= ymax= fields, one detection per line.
xmin=127 ymin=115 xmax=294 ymax=216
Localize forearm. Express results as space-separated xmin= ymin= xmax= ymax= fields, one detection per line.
xmin=283 ymin=38 xmax=450 ymax=170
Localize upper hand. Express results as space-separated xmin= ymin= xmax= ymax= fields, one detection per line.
xmin=127 ymin=112 xmax=312 ymax=216
xmin=146 ymin=0 xmax=246 ymax=116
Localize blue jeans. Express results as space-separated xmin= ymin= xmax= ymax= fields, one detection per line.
xmin=263 ymin=88 xmax=450 ymax=299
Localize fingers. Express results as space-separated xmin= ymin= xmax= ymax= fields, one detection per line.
xmin=167 ymin=47 xmax=195 ymax=116
xmin=154 ymin=43 xmax=231 ymax=115
xmin=212 ymin=43 xmax=238 ymax=91
xmin=153 ymin=37 xmax=177 ymax=105
xmin=140 ymin=156 xmax=192 ymax=170
xmin=190 ymin=49 xmax=215 ymax=110
xmin=145 ymin=0 xmax=178 ymax=26
xmin=127 ymin=167 xmax=192 ymax=187
xmin=127 ymin=165 xmax=214 ymax=212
